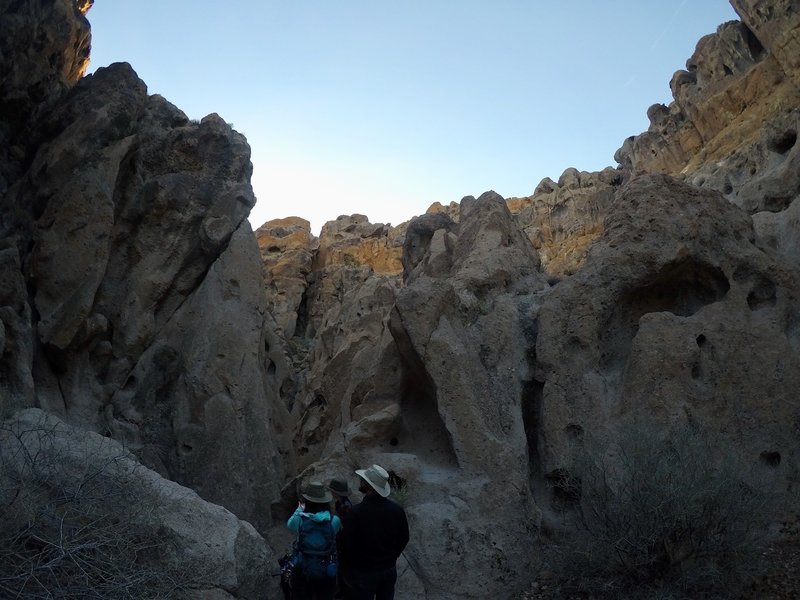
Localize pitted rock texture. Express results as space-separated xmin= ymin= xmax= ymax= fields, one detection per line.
xmin=615 ymin=14 xmax=800 ymax=220
xmin=0 ymin=1 xmax=289 ymax=530
xmin=534 ymin=175 xmax=800 ymax=515
xmin=4 ymin=2 xmax=800 ymax=599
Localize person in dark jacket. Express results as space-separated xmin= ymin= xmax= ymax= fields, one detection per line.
xmin=341 ymin=464 xmax=409 ymax=600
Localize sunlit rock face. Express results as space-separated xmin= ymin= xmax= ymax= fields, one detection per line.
xmin=256 ymin=216 xmax=315 ymax=338
xmin=0 ymin=0 xmax=289 ymax=532
xmin=615 ymin=15 xmax=800 ymax=218
xmin=509 ymin=166 xmax=623 ymax=277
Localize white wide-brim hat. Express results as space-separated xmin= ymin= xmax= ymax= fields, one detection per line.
xmin=355 ymin=464 xmax=391 ymax=498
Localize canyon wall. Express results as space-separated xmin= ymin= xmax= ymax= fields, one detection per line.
xmin=1 ymin=1 xmax=799 ymax=599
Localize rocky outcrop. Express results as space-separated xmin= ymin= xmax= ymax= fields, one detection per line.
xmin=0 ymin=1 xmax=288 ymax=530
xmin=383 ymin=192 xmax=550 ymax=598
xmin=277 ymin=215 xmax=404 ymax=469
xmin=510 ymin=167 xmax=623 ymax=276
xmin=256 ymin=217 xmax=315 ymax=338
xmin=4 ymin=2 xmax=800 ymax=599
xmin=535 ymin=175 xmax=800 ymax=510
xmin=615 ymin=14 xmax=800 ymax=218
xmin=1 ymin=408 xmax=275 ymax=599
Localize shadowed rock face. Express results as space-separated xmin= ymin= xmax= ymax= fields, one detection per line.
xmin=535 ymin=175 xmax=800 ymax=514
xmin=1 ymin=408 xmax=275 ymax=600
xmin=0 ymin=1 xmax=289 ymax=532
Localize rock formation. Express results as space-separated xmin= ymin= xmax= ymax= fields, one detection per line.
xmin=1 ymin=408 xmax=271 ymax=599
xmin=0 ymin=0 xmax=290 ymax=538
xmin=535 ymin=175 xmax=800 ymax=503
xmin=2 ymin=1 xmax=800 ymax=599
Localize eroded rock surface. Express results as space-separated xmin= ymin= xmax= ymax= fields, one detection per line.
xmin=0 ymin=1 xmax=288 ymax=530
xmin=3 ymin=2 xmax=800 ymax=599
xmin=510 ymin=167 xmax=623 ymax=276
xmin=1 ymin=408 xmax=275 ymax=600
xmin=535 ymin=175 xmax=800 ymax=512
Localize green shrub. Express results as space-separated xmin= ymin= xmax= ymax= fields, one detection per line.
xmin=546 ymin=421 xmax=777 ymax=599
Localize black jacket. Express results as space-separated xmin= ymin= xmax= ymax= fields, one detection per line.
xmin=341 ymin=493 xmax=409 ymax=572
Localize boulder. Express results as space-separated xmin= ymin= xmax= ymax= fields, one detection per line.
xmin=0 ymin=408 xmax=276 ymax=600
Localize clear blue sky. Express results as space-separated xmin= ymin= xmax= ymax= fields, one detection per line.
xmin=86 ymin=1 xmax=739 ymax=234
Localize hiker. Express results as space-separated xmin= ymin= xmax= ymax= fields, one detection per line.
xmin=329 ymin=478 xmax=353 ymax=520
xmin=341 ymin=464 xmax=409 ymax=600
xmin=328 ymin=479 xmax=353 ymax=599
xmin=287 ymin=480 xmax=342 ymax=600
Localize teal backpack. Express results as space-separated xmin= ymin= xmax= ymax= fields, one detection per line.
xmin=296 ymin=516 xmax=337 ymax=579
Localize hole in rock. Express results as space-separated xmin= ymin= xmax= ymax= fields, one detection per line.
xmin=760 ymin=451 xmax=781 ymax=468
xmin=388 ymin=471 xmax=405 ymax=491
xmin=762 ymin=194 xmax=793 ymax=212
xmin=691 ymin=364 xmax=701 ymax=379
xmin=601 ymin=259 xmax=730 ymax=372
xmin=565 ymin=423 xmax=583 ymax=439
xmin=696 ymin=334 xmax=707 ymax=347
xmin=747 ymin=277 xmax=777 ymax=311
xmin=267 ymin=361 xmax=276 ymax=375
xmin=391 ymin=320 xmax=459 ymax=469
xmin=723 ymin=182 xmax=733 ymax=195
xmin=745 ymin=27 xmax=765 ymax=60
xmin=389 ymin=437 xmax=399 ymax=447
xmin=769 ymin=130 xmax=797 ymax=155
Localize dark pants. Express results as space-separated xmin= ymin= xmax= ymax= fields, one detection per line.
xmin=291 ymin=572 xmax=336 ymax=600
xmin=349 ymin=566 xmax=397 ymax=600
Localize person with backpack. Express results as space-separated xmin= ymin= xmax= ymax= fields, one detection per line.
xmin=287 ymin=480 xmax=342 ymax=600
xmin=341 ymin=465 xmax=409 ymax=600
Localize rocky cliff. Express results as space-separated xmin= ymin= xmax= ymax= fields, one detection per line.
xmin=2 ymin=1 xmax=799 ymax=599
xmin=257 ymin=2 xmax=800 ymax=597
xmin=0 ymin=1 xmax=292 ymax=596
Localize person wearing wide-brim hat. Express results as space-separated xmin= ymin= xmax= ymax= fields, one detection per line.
xmin=327 ymin=479 xmax=353 ymax=599
xmin=287 ymin=480 xmax=342 ymax=600
xmin=341 ymin=464 xmax=409 ymax=600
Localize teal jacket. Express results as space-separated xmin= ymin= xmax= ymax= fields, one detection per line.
xmin=287 ymin=507 xmax=342 ymax=535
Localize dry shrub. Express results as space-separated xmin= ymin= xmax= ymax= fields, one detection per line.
xmin=0 ymin=418 xmax=183 ymax=599
xmin=547 ymin=422 xmax=778 ymax=599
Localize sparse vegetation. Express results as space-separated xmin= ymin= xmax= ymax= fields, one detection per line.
xmin=544 ymin=421 xmax=779 ymax=599
xmin=0 ymin=418 xmax=184 ymax=599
